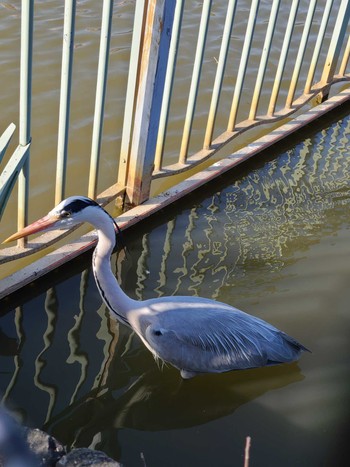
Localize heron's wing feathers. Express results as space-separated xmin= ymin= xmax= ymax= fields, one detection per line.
xmin=180 ymin=317 xmax=254 ymax=353
xmin=145 ymin=303 xmax=301 ymax=372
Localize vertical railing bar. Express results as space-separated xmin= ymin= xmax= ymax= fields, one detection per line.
xmin=286 ymin=0 xmax=317 ymax=108
xmin=267 ymin=0 xmax=299 ymax=117
xmin=227 ymin=0 xmax=260 ymax=132
xmin=154 ymin=0 xmax=184 ymax=172
xmin=179 ymin=0 xmax=212 ymax=165
xmin=304 ymin=0 xmax=334 ymax=94
xmin=248 ymin=0 xmax=280 ymax=121
xmin=88 ymin=0 xmax=113 ymax=199
xmin=319 ymin=0 xmax=350 ymax=97
xmin=55 ymin=0 xmax=76 ymax=205
xmin=117 ymin=0 xmax=147 ymax=189
xmin=203 ymin=0 xmax=237 ymax=150
xmin=339 ymin=34 xmax=350 ymax=76
xmin=19 ymin=2 xmax=33 ymax=149
xmin=18 ymin=0 xmax=34 ymax=248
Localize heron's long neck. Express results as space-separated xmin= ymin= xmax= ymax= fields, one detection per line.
xmin=92 ymin=219 xmax=135 ymax=325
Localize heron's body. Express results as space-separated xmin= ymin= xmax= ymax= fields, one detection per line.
xmin=128 ymin=298 xmax=305 ymax=378
xmin=5 ymin=196 xmax=309 ymax=378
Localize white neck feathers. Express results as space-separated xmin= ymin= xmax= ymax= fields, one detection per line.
xmin=88 ymin=206 xmax=135 ymax=322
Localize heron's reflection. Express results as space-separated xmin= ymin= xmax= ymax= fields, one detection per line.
xmin=46 ymin=361 xmax=304 ymax=451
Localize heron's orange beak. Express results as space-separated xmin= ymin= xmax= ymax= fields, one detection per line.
xmin=2 ymin=214 xmax=60 ymax=244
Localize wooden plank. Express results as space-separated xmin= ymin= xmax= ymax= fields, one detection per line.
xmin=125 ymin=0 xmax=166 ymax=206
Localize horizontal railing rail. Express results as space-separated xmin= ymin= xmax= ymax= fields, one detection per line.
xmin=1 ymin=0 xmax=350 ymax=268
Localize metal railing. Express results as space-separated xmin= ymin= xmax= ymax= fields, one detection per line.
xmin=1 ymin=0 xmax=350 ymax=265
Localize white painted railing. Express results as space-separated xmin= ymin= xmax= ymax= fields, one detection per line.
xmin=1 ymin=0 xmax=350 ymax=265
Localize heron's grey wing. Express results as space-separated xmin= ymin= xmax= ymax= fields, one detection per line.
xmin=145 ymin=307 xmax=295 ymax=373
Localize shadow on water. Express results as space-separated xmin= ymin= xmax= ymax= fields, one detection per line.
xmin=45 ymin=358 xmax=303 ymax=434
xmin=44 ymin=356 xmax=304 ymax=460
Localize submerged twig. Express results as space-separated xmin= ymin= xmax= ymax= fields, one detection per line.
xmin=244 ymin=436 xmax=251 ymax=467
xmin=140 ymin=451 xmax=147 ymax=466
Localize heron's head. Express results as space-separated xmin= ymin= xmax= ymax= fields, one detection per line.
xmin=3 ymin=196 xmax=104 ymax=244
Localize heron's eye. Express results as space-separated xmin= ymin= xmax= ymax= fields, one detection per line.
xmin=60 ymin=210 xmax=71 ymax=219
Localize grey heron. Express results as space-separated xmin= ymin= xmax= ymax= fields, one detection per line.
xmin=4 ymin=196 xmax=309 ymax=378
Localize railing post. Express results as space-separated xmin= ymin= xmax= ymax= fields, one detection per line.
xmin=304 ymin=0 xmax=334 ymax=95
xmin=18 ymin=0 xmax=34 ymax=247
xmin=320 ymin=0 xmax=350 ymax=101
xmin=122 ymin=0 xmax=176 ymax=208
xmin=267 ymin=0 xmax=299 ymax=117
xmin=248 ymin=0 xmax=280 ymax=121
xmin=88 ymin=0 xmax=114 ymax=200
xmin=227 ymin=0 xmax=260 ymax=131
xmin=286 ymin=0 xmax=317 ymax=108
xmin=117 ymin=0 xmax=147 ymax=196
xmin=179 ymin=0 xmax=212 ymax=163
xmin=203 ymin=0 xmax=237 ymax=150
xmin=55 ymin=0 xmax=76 ymax=205
xmin=125 ymin=0 xmax=166 ymax=207
xmin=154 ymin=0 xmax=184 ymax=171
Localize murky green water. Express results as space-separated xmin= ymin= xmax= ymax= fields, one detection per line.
xmin=1 ymin=107 xmax=350 ymax=466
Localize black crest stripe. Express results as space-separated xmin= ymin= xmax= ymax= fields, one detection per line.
xmin=65 ymin=198 xmax=98 ymax=214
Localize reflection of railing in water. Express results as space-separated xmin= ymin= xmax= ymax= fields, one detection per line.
xmin=120 ymin=110 xmax=350 ymax=301
xmin=1 ymin=110 xmax=350 ymax=449
xmin=0 ymin=0 xmax=350 ymax=263
xmin=0 ymin=269 xmax=131 ymax=428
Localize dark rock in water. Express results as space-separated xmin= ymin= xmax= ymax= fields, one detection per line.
xmin=1 ymin=408 xmax=121 ymax=466
xmin=0 ymin=408 xmax=65 ymax=466
xmin=0 ymin=409 xmax=34 ymax=466
xmin=57 ymin=447 xmax=121 ymax=466
xmin=24 ymin=427 xmax=66 ymax=466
